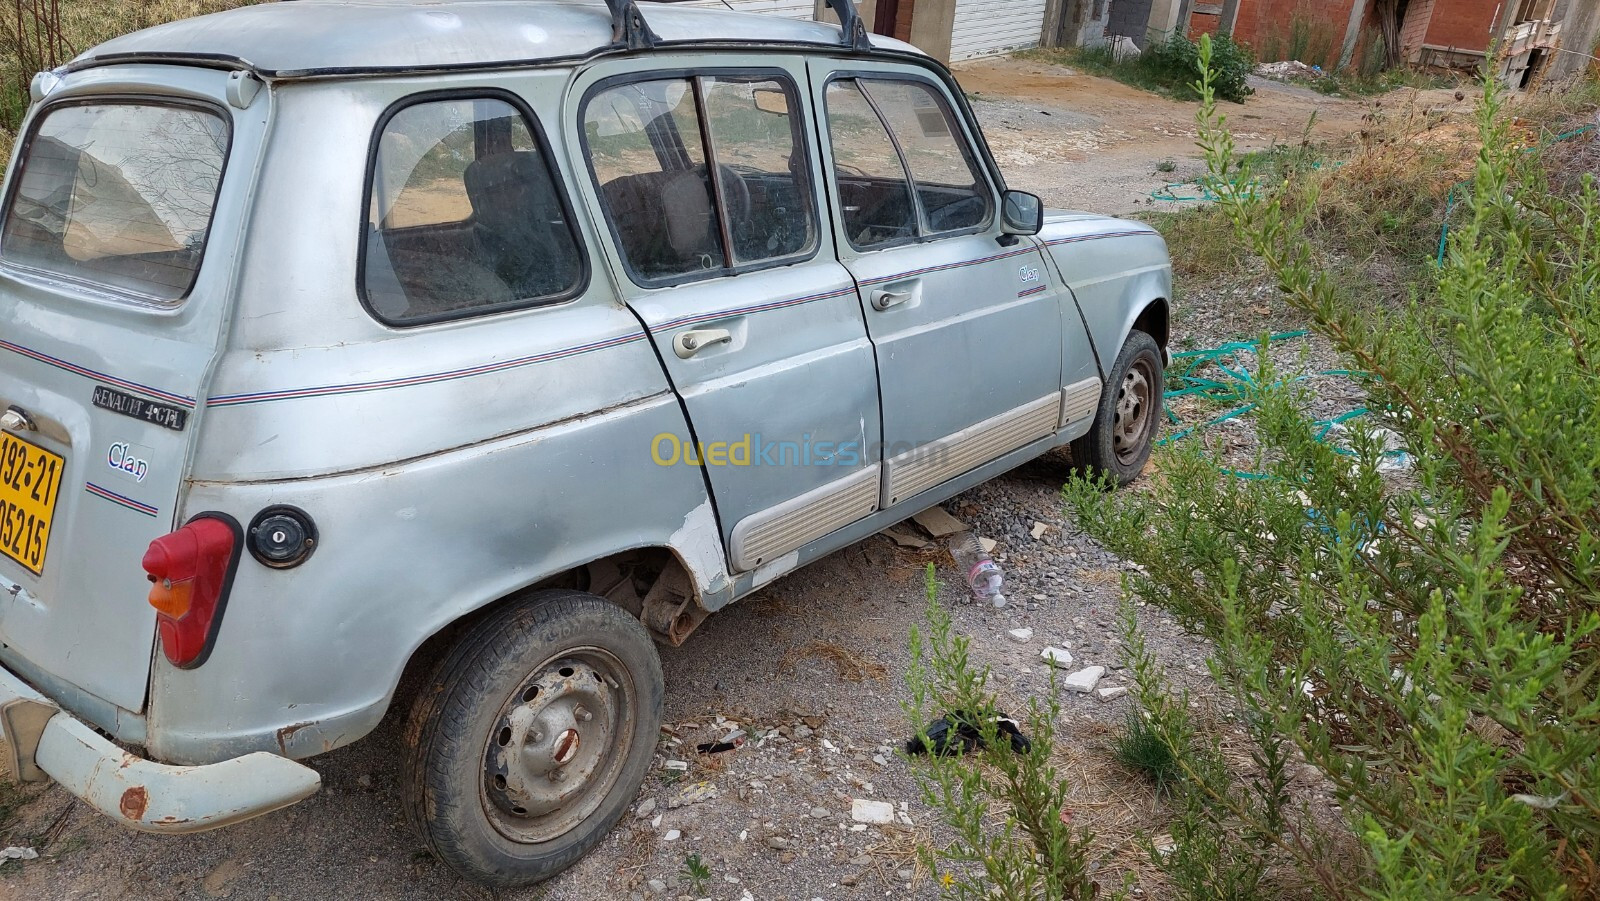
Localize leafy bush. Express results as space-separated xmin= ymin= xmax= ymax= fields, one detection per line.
xmin=1144 ymin=34 xmax=1255 ymax=104
xmin=1030 ymin=33 xmax=1254 ymax=104
xmin=1067 ymin=36 xmax=1600 ymax=898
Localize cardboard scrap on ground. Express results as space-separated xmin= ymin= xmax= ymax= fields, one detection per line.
xmin=879 ymin=525 xmax=931 ymax=549
xmin=911 ymin=506 xmax=967 ymax=538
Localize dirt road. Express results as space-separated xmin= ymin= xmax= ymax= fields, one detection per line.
xmin=0 ymin=55 xmax=1428 ymax=901
xmin=960 ymin=55 xmax=1462 ymax=215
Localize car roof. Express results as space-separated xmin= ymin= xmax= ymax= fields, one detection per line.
xmin=74 ymin=0 xmax=923 ymax=79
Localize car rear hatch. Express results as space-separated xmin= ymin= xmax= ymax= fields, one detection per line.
xmin=0 ymin=72 xmax=258 ymax=718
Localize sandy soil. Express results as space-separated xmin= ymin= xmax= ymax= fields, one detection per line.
xmin=0 ymin=57 xmax=1418 ymax=901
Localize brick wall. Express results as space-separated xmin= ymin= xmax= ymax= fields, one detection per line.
xmin=1423 ymin=0 xmax=1503 ymax=51
xmin=1185 ymin=0 xmax=1370 ymax=67
xmin=1399 ymin=0 xmax=1435 ymax=60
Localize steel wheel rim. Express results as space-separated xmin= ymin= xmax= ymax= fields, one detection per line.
xmin=1113 ymin=358 xmax=1157 ymax=466
xmin=480 ymin=647 xmax=635 ymax=844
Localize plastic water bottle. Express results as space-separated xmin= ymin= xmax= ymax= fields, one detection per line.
xmin=949 ymin=532 xmax=1005 ymax=607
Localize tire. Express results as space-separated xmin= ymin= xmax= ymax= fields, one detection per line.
xmin=1071 ymin=330 xmax=1164 ymax=486
xmin=402 ymin=589 xmax=664 ymax=887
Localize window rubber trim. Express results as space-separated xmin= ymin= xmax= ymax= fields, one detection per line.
xmin=355 ymin=87 xmax=592 ymax=329
xmin=0 ymin=94 xmax=235 ymax=307
xmin=577 ymin=66 xmax=823 ymax=290
xmin=819 ymin=69 xmax=999 ymax=254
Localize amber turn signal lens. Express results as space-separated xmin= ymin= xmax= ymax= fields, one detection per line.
xmin=147 ymin=578 xmax=193 ymax=619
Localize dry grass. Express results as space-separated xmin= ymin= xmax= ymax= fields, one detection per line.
xmin=778 ymin=639 xmax=887 ymax=683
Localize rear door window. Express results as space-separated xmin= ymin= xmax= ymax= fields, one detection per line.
xmin=582 ymin=73 xmax=817 ymax=286
xmin=0 ymin=101 xmax=229 ymax=301
xmin=361 ymin=94 xmax=585 ymax=325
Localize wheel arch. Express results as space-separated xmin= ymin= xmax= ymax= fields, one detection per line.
xmin=1131 ymin=296 xmax=1170 ymax=351
xmin=390 ymin=544 xmax=706 ymax=731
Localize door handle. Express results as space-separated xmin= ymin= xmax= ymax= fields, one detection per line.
xmin=672 ymin=327 xmax=733 ymax=359
xmin=870 ymin=289 xmax=912 ymax=311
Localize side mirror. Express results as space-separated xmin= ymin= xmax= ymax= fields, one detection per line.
xmin=1001 ymin=190 xmax=1044 ymax=236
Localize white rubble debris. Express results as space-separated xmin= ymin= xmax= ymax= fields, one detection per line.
xmin=1256 ymin=60 xmax=1322 ymax=80
xmin=1040 ymin=646 xmax=1075 ymax=667
xmin=850 ymin=799 xmax=895 ymax=824
xmin=1063 ymin=666 xmax=1107 ymax=693
xmin=1096 ymin=685 xmax=1129 ymax=702
xmin=1008 ymin=627 xmax=1035 ymax=643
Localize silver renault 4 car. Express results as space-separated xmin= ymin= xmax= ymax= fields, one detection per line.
xmin=0 ymin=0 xmax=1170 ymax=885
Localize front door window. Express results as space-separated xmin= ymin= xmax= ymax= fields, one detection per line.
xmin=823 ymin=77 xmax=992 ymax=251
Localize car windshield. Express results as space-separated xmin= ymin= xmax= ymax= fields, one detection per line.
xmin=0 ymin=101 xmax=229 ymax=301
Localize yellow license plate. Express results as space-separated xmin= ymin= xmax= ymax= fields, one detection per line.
xmin=0 ymin=432 xmax=64 ymax=574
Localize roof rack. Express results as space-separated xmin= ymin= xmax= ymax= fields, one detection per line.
xmin=606 ymin=0 xmax=872 ymax=53
xmin=826 ymin=0 xmax=873 ymax=51
xmin=605 ymin=0 xmax=662 ymax=50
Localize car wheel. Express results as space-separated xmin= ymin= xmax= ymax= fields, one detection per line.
xmin=1071 ymin=329 xmax=1163 ymax=486
xmin=402 ymin=589 xmax=663 ymax=887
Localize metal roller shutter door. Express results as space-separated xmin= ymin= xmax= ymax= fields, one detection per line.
xmin=950 ymin=0 xmax=1046 ymax=60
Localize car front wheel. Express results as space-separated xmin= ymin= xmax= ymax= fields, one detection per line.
xmin=1071 ymin=329 xmax=1163 ymax=486
xmin=402 ymin=589 xmax=663 ymax=886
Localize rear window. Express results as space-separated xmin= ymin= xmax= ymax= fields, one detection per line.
xmin=1 ymin=101 xmax=229 ymax=302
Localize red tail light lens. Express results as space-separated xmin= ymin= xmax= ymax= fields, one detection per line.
xmin=142 ymin=514 xmax=241 ymax=669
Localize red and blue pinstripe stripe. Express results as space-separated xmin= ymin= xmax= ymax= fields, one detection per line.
xmin=84 ymin=482 xmax=159 ymax=517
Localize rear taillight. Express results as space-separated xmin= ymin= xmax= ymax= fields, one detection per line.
xmin=142 ymin=514 xmax=241 ymax=669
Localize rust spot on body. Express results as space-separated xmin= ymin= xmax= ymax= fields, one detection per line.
xmin=119 ymin=785 xmax=148 ymax=820
xmin=276 ymin=721 xmax=313 ymax=756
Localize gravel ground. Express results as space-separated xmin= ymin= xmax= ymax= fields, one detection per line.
xmin=0 ymin=55 xmax=1385 ymax=901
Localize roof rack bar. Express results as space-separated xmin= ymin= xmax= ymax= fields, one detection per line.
xmin=826 ymin=0 xmax=873 ymax=51
xmin=604 ymin=0 xmax=661 ymax=50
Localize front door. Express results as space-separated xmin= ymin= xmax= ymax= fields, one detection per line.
xmin=811 ymin=65 xmax=1063 ymax=508
xmin=573 ymin=59 xmax=883 ymax=574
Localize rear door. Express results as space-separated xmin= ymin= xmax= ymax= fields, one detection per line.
xmin=572 ymin=59 xmax=883 ymax=575
xmin=811 ymin=65 xmax=1063 ymax=508
xmin=0 ymin=71 xmax=260 ymax=716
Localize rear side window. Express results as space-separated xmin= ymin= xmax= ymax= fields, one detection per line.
xmin=362 ymin=95 xmax=585 ymax=325
xmin=1 ymin=101 xmax=229 ymax=301
xmin=582 ymin=73 xmax=817 ymax=286
xmin=824 ymin=77 xmax=991 ymax=250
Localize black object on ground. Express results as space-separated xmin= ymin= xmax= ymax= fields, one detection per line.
xmin=905 ymin=711 xmax=1031 ymax=756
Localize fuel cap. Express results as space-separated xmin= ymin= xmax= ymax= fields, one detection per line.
xmin=247 ymin=505 xmax=317 ymax=568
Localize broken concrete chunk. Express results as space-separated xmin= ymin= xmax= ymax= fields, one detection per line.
xmin=850 ymin=798 xmax=895 ymax=824
xmin=634 ymin=797 xmax=657 ymax=818
xmin=911 ymin=506 xmax=967 ymax=538
xmin=1030 ymin=521 xmax=1049 ymax=539
xmin=1063 ymin=666 xmax=1107 ymax=693
xmin=1040 ymin=646 xmax=1074 ymax=668
xmin=667 ymin=781 xmax=718 ymax=808
xmin=663 ymin=828 xmax=681 ymax=841
xmin=1096 ymin=685 xmax=1129 ymax=702
xmin=978 ymin=537 xmax=998 ymax=554
xmin=1008 ymin=627 xmax=1034 ymax=644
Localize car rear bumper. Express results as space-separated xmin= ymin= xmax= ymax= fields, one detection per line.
xmin=0 ymin=664 xmax=320 ymax=833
